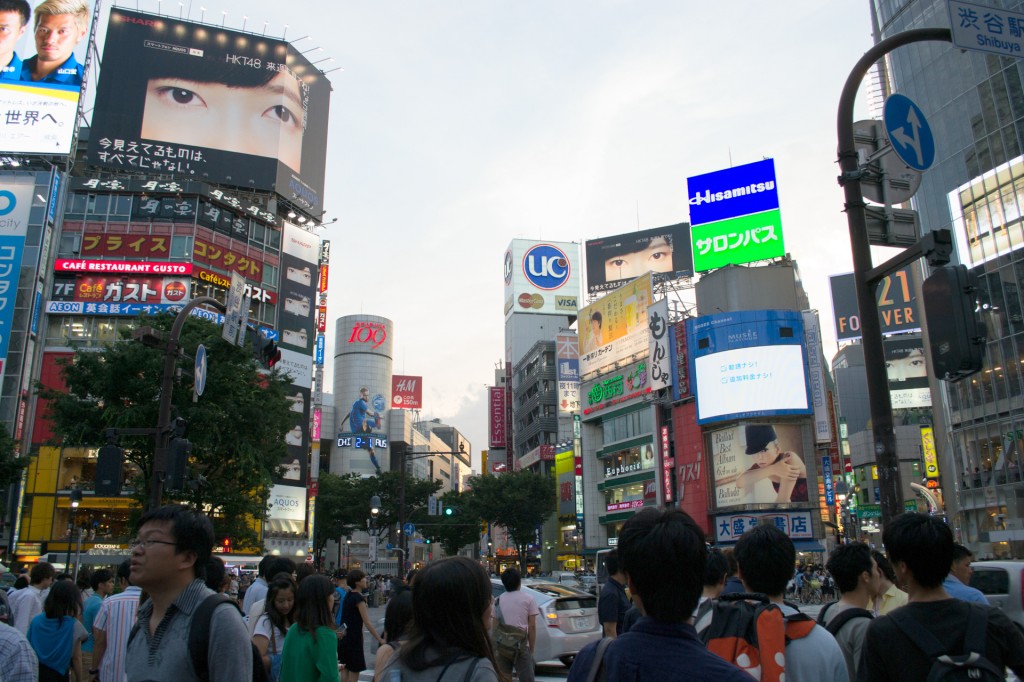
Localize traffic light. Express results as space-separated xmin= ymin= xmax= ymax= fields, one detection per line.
xmin=166 ymin=437 xmax=193 ymax=492
xmin=425 ymin=537 xmax=431 ymax=545
xmin=443 ymin=506 xmax=461 ymax=516
xmin=254 ymin=333 xmax=281 ymax=369
xmin=95 ymin=442 xmax=125 ymax=496
xmin=922 ymin=264 xmax=986 ymax=381
xmin=222 ymin=537 xmax=231 ymax=553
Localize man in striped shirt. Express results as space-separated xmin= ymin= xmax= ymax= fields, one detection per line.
xmin=91 ymin=559 xmax=140 ymax=682
xmin=0 ymin=620 xmax=37 ymax=682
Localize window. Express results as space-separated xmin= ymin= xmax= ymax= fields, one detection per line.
xmin=57 ymin=233 xmax=81 ymax=258
xmin=170 ymin=235 xmax=191 ymax=259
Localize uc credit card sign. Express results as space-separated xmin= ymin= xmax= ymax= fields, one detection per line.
xmin=687 ymin=159 xmax=785 ymax=272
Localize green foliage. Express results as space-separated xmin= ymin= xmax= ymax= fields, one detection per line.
xmin=466 ymin=469 xmax=556 ymax=573
xmin=36 ymin=314 xmax=294 ymax=549
xmin=312 ymin=472 xmax=365 ymax=557
xmin=363 ymin=470 xmax=443 ymax=540
xmin=0 ymin=422 xmax=26 ymax=488
xmin=433 ymin=490 xmax=483 ymax=556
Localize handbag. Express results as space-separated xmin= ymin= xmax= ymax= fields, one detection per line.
xmin=492 ymin=599 xmax=527 ymax=660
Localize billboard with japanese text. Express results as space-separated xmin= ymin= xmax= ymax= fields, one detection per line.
xmin=503 ymin=239 xmax=581 ymax=317
xmin=708 ymin=422 xmax=811 ymax=510
xmin=578 ymin=272 xmax=652 ymax=377
xmin=713 ymin=510 xmax=814 ymax=544
xmin=584 ymin=223 xmax=693 ymax=294
xmin=555 ymin=333 xmax=580 ymax=414
xmin=556 ymin=446 xmax=575 ymax=517
xmin=0 ymin=0 xmax=98 ymax=154
xmin=0 ymin=181 xmax=33 ymax=375
xmin=88 ymin=8 xmax=331 ymax=210
xmin=50 ymin=274 xmax=190 ymax=305
xmin=688 ymin=309 xmax=811 ymax=424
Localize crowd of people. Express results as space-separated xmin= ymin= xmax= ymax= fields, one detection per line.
xmin=0 ymin=503 xmax=1021 ymax=681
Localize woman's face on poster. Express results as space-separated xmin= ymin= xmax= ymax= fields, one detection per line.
xmin=886 ymin=347 xmax=927 ymax=382
xmin=141 ymin=69 xmax=304 ymax=171
xmin=751 ymin=440 xmax=780 ymax=466
xmin=604 ymin=237 xmax=673 ymax=282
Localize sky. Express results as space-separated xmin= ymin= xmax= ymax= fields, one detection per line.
xmin=101 ymin=1 xmax=879 ymax=472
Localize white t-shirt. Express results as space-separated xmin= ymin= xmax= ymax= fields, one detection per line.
xmin=252 ymin=613 xmax=286 ymax=655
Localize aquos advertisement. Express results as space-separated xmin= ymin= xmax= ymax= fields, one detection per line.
xmin=87 ymin=8 xmax=331 ymax=211
xmin=503 ymin=239 xmax=581 ymax=317
xmin=0 ymin=0 xmax=98 ymax=154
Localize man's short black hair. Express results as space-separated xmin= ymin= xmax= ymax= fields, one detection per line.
xmin=135 ymin=504 xmax=215 ymax=579
xmin=500 ymin=567 xmax=521 ymax=591
xmin=116 ymin=558 xmax=132 ymax=584
xmin=90 ymin=568 xmax=114 ymax=592
xmin=0 ymin=0 xmax=31 ymax=26
xmin=882 ymin=512 xmax=954 ymax=589
xmin=951 ymin=543 xmax=973 ymax=563
xmin=826 ymin=543 xmax=873 ymax=594
xmin=617 ymin=508 xmax=705 ymax=623
xmin=265 ymin=556 xmax=296 ymax=582
xmin=734 ymin=524 xmax=794 ymax=597
xmin=604 ymin=548 xmax=620 ymax=576
xmin=258 ymin=555 xmax=273 ymax=578
xmin=704 ymin=548 xmax=729 ymax=587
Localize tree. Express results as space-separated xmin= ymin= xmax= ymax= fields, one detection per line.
xmin=466 ymin=469 xmax=556 ymax=573
xmin=433 ymin=490 xmax=483 ymax=556
xmin=0 ymin=422 xmax=26 ymax=488
xmin=37 ymin=314 xmax=294 ymax=549
xmin=359 ymin=471 xmax=442 ymax=544
xmin=312 ymin=473 xmax=366 ymax=563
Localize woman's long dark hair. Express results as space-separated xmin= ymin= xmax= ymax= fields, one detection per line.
xmin=383 ymin=589 xmax=413 ymax=644
xmin=293 ymin=574 xmax=333 ymax=643
xmin=43 ymin=580 xmax=80 ymax=622
xmin=399 ymin=557 xmax=498 ymax=671
xmin=264 ymin=575 xmax=297 ymax=635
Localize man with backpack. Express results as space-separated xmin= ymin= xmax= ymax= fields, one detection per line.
xmin=858 ymin=512 xmax=1024 ymax=681
xmin=702 ymin=524 xmax=848 ymax=681
xmin=124 ymin=504 xmax=254 ymax=681
xmin=819 ymin=543 xmax=880 ymax=679
xmin=567 ymin=508 xmax=751 ymax=681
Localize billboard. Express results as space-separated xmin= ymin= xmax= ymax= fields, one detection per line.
xmin=0 ymin=0 xmax=97 ymax=154
xmin=87 ymin=8 xmax=331 ymax=211
xmin=584 ymin=223 xmax=693 ymax=294
xmin=708 ymin=422 xmax=811 ymax=509
xmin=687 ymin=158 xmax=785 ymax=271
xmin=829 ymin=267 xmax=920 ymax=340
xmin=578 ymin=272 xmax=652 ymax=377
xmin=688 ymin=310 xmax=811 ymax=424
xmin=555 ymin=333 xmax=580 ymax=414
xmin=713 ymin=510 xmax=814 ymax=543
xmin=50 ymin=274 xmax=190 ymax=305
xmin=503 ymin=239 xmax=581 ymax=317
xmin=670 ymin=320 xmax=691 ymax=401
xmin=556 ymin=447 xmax=575 ymax=516
xmin=391 ymin=375 xmax=422 ymax=409
xmin=647 ymin=298 xmax=671 ymax=392
xmin=0 ymin=181 xmax=33 ymax=374
xmin=884 ymin=335 xmax=931 ymax=409
xmin=488 ymin=386 xmax=507 ymax=448
xmin=279 ymin=223 xmax=318 ymax=354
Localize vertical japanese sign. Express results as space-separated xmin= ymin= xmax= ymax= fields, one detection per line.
xmin=802 ymin=310 xmax=832 ymax=443
xmin=556 ymin=447 xmax=575 ymax=516
xmin=921 ymin=426 xmax=939 ymax=479
xmin=489 ymin=386 xmax=506 ymax=448
xmin=647 ymin=298 xmax=671 ymax=392
xmin=555 ymin=333 xmax=580 ymax=414
xmin=822 ymin=455 xmax=835 ymax=505
xmin=0 ymin=183 xmax=33 ymax=376
xmin=661 ymin=425 xmax=674 ymax=504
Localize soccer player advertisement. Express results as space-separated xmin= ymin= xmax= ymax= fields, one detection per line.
xmin=0 ymin=0 xmax=96 ymax=154
xmin=87 ymin=8 xmax=331 ymax=210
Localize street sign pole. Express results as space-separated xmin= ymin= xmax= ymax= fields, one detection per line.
xmin=837 ymin=27 xmax=952 ymax=528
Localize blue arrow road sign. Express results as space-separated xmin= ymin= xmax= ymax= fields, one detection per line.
xmin=194 ymin=344 xmax=207 ymax=397
xmin=884 ymin=94 xmax=935 ymax=172
xmin=403 ymin=522 xmax=415 ymax=536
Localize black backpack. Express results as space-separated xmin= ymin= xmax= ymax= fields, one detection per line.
xmin=130 ymin=594 xmax=269 ymax=682
xmin=816 ymin=601 xmax=873 ymax=636
xmin=889 ymin=603 xmax=1004 ymax=681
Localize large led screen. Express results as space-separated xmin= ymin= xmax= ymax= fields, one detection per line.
xmin=688 ymin=310 xmax=811 ymax=424
xmin=578 ymin=272 xmax=652 ymax=377
xmin=88 ymin=9 xmax=330 ymax=212
xmin=584 ymin=223 xmax=693 ymax=294
xmin=708 ymin=422 xmax=811 ymax=509
xmin=0 ymin=0 xmax=97 ymax=154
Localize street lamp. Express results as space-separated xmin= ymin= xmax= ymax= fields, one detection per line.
xmin=346 ymin=537 xmax=352 ymax=570
xmin=572 ymin=532 xmax=579 ymax=572
xmin=66 ymin=487 xmax=82 ymax=572
xmin=397 ymin=442 xmax=465 ymax=564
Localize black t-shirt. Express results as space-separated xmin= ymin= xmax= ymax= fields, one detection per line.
xmin=598 ymin=578 xmax=630 ymax=635
xmin=858 ymin=599 xmax=1024 ymax=681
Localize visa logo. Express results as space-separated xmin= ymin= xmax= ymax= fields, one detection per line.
xmin=556 ymin=296 xmax=577 ymax=309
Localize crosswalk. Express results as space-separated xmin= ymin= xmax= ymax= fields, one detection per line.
xmin=358 ymin=661 xmax=571 ymax=681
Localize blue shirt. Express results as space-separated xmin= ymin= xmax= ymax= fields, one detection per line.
xmin=0 ymin=52 xmax=22 ymax=81
xmin=942 ymin=575 xmax=989 ymax=604
xmin=20 ymin=53 xmax=83 ymax=86
xmin=567 ymin=617 xmax=751 ymax=682
xmin=81 ymin=594 xmax=103 ymax=652
xmin=350 ymin=398 xmax=369 ymax=431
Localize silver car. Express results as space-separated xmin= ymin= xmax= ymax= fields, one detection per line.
xmin=969 ymin=560 xmax=1024 ymax=634
xmin=491 ymin=579 xmax=601 ymax=667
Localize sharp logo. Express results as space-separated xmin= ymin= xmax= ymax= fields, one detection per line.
xmin=523 ymin=243 xmax=570 ymax=291
xmin=688 ymin=181 xmax=776 ymax=206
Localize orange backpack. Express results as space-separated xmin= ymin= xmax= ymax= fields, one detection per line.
xmin=693 ymin=593 xmax=816 ymax=681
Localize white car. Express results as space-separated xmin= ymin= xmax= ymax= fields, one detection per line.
xmin=491 ymin=579 xmax=601 ymax=668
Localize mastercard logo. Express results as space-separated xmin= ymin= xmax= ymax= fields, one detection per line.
xmin=164 ymin=281 xmax=188 ymax=302
xmin=518 ymin=293 xmax=544 ymax=309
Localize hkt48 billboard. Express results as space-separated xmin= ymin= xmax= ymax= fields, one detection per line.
xmin=87 ymin=8 xmax=331 ymax=212
xmin=686 ymin=158 xmax=785 ymax=272
xmin=0 ymin=0 xmax=98 ymax=154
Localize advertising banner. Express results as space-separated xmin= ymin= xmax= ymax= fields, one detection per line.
xmin=688 ymin=310 xmax=810 ymax=424
xmin=691 ymin=210 xmax=785 ymax=272
xmin=579 ymin=272 xmax=652 ymax=377
xmin=0 ymin=0 xmax=97 ymax=154
xmin=708 ymin=422 xmax=811 ymax=509
xmin=0 ymin=182 xmax=33 ymax=373
xmin=556 ymin=447 xmax=575 ymax=517
xmin=488 ymin=386 xmax=507 ymax=448
xmin=54 ymin=259 xmax=191 ymax=276
xmin=829 ymin=267 xmax=920 ymax=340
xmin=88 ymin=8 xmax=331 ymax=210
xmin=50 ymin=274 xmax=189 ymax=304
xmin=670 ymin=320 xmax=691 ymax=401
xmin=647 ymin=298 xmax=671 ymax=392
xmin=391 ymin=375 xmax=423 ymax=409
xmin=555 ymin=333 xmax=580 ymax=414
xmin=921 ymin=426 xmax=939 ymax=479
xmin=582 ymin=357 xmax=650 ymax=416
xmin=45 ymin=300 xmax=183 ymax=316
xmin=278 ymin=223 xmax=318 ymax=354
xmin=268 ymin=484 xmax=306 ymax=521
xmin=584 ymin=223 xmax=693 ymax=294
xmin=884 ymin=335 xmax=931 ymax=409
xmin=802 ymin=311 xmax=832 ymax=443
xmin=503 ymin=239 xmax=581 ymax=317
xmin=713 ymin=510 xmax=814 ymax=544
xmin=822 ymin=455 xmax=835 ymax=505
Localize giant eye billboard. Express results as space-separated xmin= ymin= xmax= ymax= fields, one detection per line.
xmin=584 ymin=223 xmax=693 ymax=294
xmin=87 ymin=8 xmax=330 ymax=212
xmin=0 ymin=0 xmax=97 ymax=154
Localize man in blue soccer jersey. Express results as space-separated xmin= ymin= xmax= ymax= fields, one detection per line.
xmin=20 ymin=0 xmax=87 ymax=86
xmin=0 ymin=0 xmax=29 ymax=80
xmin=350 ymin=387 xmax=382 ymax=474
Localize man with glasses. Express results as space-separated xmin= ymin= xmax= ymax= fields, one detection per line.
xmin=124 ymin=505 xmax=252 ymax=681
